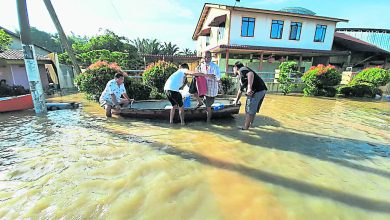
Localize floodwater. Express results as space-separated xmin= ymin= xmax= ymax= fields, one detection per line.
xmin=0 ymin=94 xmax=389 ymax=220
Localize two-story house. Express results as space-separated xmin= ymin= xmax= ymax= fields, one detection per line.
xmin=192 ymin=4 xmax=349 ymax=76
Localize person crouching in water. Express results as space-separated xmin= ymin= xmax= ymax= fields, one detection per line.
xmin=99 ymin=73 xmax=134 ymax=117
xmin=233 ymin=61 xmax=267 ymax=130
xmin=164 ymin=63 xmax=214 ymax=125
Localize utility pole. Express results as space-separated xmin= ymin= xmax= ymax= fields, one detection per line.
xmin=16 ymin=0 xmax=47 ymax=115
xmin=43 ymin=0 xmax=81 ymax=76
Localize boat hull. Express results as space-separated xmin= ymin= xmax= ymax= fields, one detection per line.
xmin=120 ymin=98 xmax=241 ymax=121
xmin=0 ymin=94 xmax=34 ymax=113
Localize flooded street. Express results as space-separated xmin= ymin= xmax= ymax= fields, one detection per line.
xmin=0 ymin=94 xmax=389 ymax=220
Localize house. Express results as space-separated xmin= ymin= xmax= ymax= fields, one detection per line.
xmin=1 ymin=26 xmax=53 ymax=56
xmin=0 ymin=26 xmax=74 ymax=90
xmin=0 ymin=50 xmax=53 ymax=90
xmin=192 ymin=4 xmax=349 ymax=77
xmin=332 ymin=28 xmax=390 ymax=70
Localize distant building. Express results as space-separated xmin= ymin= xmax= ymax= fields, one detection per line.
xmin=332 ymin=31 xmax=390 ymax=70
xmin=0 ymin=26 xmax=53 ymax=56
xmin=0 ymin=26 xmax=61 ymax=90
xmin=192 ymin=3 xmax=349 ymax=76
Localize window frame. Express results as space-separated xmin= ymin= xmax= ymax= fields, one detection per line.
xmin=289 ymin=22 xmax=302 ymax=41
xmin=270 ymin=20 xmax=284 ymax=39
xmin=314 ymin=24 xmax=327 ymax=42
xmin=241 ymin=17 xmax=256 ymax=37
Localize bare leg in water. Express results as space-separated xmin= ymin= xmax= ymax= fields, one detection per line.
xmin=206 ymin=107 xmax=212 ymax=123
xmin=170 ymin=105 xmax=185 ymax=125
xmin=169 ymin=105 xmax=177 ymax=124
xmin=242 ymin=114 xmax=255 ymax=130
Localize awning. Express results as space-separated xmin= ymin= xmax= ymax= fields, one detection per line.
xmin=198 ymin=27 xmax=211 ymax=36
xmin=208 ymin=14 xmax=227 ymax=27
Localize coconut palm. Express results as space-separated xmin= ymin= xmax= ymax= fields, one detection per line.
xmin=161 ymin=42 xmax=179 ymax=55
xmin=179 ymin=48 xmax=197 ymax=56
xmin=131 ymin=38 xmax=162 ymax=54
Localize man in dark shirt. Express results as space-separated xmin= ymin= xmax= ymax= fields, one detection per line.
xmin=233 ymin=61 xmax=267 ymax=130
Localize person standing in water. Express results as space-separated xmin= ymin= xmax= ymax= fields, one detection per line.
xmin=233 ymin=61 xmax=267 ymax=130
xmin=164 ymin=63 xmax=214 ymax=125
xmin=198 ymin=51 xmax=222 ymax=123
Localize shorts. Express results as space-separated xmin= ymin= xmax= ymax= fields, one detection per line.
xmin=100 ymin=98 xmax=114 ymax=107
xmin=165 ymin=90 xmax=183 ymax=107
xmin=203 ymin=96 xmax=215 ymax=107
xmin=99 ymin=98 xmax=125 ymax=108
xmin=245 ymin=90 xmax=266 ymax=115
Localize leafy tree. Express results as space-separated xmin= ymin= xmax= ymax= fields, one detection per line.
xmin=0 ymin=29 xmax=12 ymax=51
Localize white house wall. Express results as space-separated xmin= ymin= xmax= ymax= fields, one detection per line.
xmin=229 ymin=11 xmax=336 ymax=51
xmin=197 ymin=8 xmax=229 ymax=53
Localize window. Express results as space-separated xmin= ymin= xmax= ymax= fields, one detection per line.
xmin=218 ymin=26 xmax=225 ymax=41
xmin=270 ymin=20 xmax=284 ymax=39
xmin=241 ymin=17 xmax=255 ymax=37
xmin=206 ymin=36 xmax=210 ymax=46
xmin=289 ymin=22 xmax=302 ymax=40
xmin=314 ymin=24 xmax=327 ymax=42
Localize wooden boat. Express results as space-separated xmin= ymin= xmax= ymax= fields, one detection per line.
xmin=120 ymin=98 xmax=241 ymax=121
xmin=0 ymin=94 xmax=34 ymax=113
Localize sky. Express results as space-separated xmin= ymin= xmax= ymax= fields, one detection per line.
xmin=1 ymin=0 xmax=389 ymax=50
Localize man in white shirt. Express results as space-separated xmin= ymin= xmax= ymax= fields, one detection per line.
xmin=164 ymin=63 xmax=214 ymax=125
xmin=199 ymin=51 xmax=222 ymax=123
xmin=99 ymin=73 xmax=133 ymax=117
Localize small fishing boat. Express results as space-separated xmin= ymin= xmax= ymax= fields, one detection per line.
xmin=0 ymin=94 xmax=34 ymax=113
xmin=120 ymin=98 xmax=241 ymax=121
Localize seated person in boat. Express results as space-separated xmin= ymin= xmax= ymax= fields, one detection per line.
xmin=233 ymin=61 xmax=267 ymax=130
xmin=164 ymin=63 xmax=214 ymax=125
xmin=99 ymin=73 xmax=134 ymax=117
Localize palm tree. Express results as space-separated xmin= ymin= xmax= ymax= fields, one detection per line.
xmin=145 ymin=39 xmax=162 ymax=55
xmin=179 ymin=48 xmax=196 ymax=56
xmin=161 ymin=42 xmax=179 ymax=55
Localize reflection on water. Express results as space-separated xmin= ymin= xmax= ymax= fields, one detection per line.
xmin=0 ymin=94 xmax=389 ymax=219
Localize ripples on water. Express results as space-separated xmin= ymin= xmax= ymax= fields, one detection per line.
xmin=0 ymin=94 xmax=389 ymax=220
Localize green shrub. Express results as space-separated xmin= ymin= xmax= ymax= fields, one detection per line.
xmin=74 ymin=60 xmax=124 ymax=100
xmin=149 ymin=88 xmax=167 ymax=100
xmin=302 ymin=64 xmax=341 ymax=96
xmin=142 ymin=60 xmax=177 ymax=93
xmin=351 ymin=67 xmax=389 ymax=87
xmin=278 ymin=61 xmax=298 ymax=95
xmin=221 ymin=74 xmax=235 ymax=95
xmin=338 ymin=82 xmax=383 ymax=98
xmin=124 ymin=78 xmax=152 ymax=100
xmin=337 ymin=67 xmax=389 ymax=98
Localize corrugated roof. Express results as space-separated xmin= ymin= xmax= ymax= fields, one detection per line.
xmin=0 ymin=50 xmax=51 ymax=61
xmin=334 ymin=32 xmax=390 ymax=54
